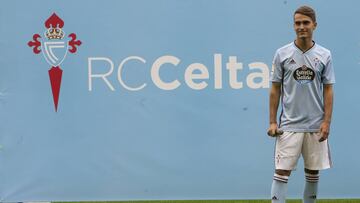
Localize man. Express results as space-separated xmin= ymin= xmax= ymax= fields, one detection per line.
xmin=268 ymin=5 xmax=335 ymax=203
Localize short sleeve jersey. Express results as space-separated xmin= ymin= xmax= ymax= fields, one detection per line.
xmin=271 ymin=41 xmax=335 ymax=132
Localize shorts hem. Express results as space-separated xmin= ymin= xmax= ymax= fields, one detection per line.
xmin=303 ymin=165 xmax=332 ymax=170
xmin=275 ymin=166 xmax=297 ymax=171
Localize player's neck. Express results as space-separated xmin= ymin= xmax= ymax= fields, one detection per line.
xmin=295 ymin=38 xmax=314 ymax=52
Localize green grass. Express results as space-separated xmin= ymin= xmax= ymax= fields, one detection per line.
xmin=57 ymin=200 xmax=360 ymax=203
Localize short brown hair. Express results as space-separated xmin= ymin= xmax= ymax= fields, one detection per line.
xmin=294 ymin=6 xmax=316 ymax=23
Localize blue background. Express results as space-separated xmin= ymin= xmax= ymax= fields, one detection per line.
xmin=0 ymin=0 xmax=359 ymax=201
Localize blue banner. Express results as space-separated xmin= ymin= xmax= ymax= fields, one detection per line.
xmin=0 ymin=0 xmax=359 ymax=201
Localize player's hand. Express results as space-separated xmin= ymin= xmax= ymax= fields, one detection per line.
xmin=267 ymin=123 xmax=283 ymax=137
xmin=319 ymin=121 xmax=330 ymax=142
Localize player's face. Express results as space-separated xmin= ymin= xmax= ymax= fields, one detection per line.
xmin=294 ymin=13 xmax=317 ymax=40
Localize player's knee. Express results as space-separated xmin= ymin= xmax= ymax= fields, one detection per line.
xmin=304 ymin=168 xmax=319 ymax=174
xmin=275 ymin=169 xmax=291 ymax=176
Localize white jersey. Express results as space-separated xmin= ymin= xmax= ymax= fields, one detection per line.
xmin=271 ymin=41 xmax=335 ymax=132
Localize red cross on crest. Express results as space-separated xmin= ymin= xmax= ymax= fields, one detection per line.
xmin=28 ymin=13 xmax=81 ymax=112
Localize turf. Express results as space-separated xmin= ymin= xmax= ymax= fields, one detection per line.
xmin=57 ymin=200 xmax=360 ymax=203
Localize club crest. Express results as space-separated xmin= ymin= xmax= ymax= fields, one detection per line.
xmin=28 ymin=13 xmax=81 ymax=112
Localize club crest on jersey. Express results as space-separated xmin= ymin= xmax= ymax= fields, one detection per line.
xmin=313 ymin=57 xmax=321 ymax=69
xmin=293 ymin=65 xmax=315 ymax=84
xmin=28 ymin=13 xmax=81 ymax=112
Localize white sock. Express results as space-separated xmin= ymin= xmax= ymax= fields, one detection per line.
xmin=271 ymin=173 xmax=289 ymax=203
xmin=303 ymin=173 xmax=319 ymax=203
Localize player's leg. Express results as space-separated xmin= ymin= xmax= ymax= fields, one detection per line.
xmin=271 ymin=169 xmax=291 ymax=203
xmin=271 ymin=132 xmax=303 ymax=203
xmin=302 ymin=132 xmax=332 ymax=203
xmin=303 ymin=168 xmax=319 ymax=203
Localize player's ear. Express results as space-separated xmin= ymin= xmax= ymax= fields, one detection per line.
xmin=313 ymin=22 xmax=317 ymax=30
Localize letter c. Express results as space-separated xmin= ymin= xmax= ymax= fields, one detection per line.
xmin=151 ymin=56 xmax=181 ymax=90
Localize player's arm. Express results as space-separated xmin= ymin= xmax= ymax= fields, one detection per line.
xmin=319 ymin=84 xmax=334 ymax=142
xmin=267 ymin=82 xmax=282 ymax=137
xmin=323 ymin=84 xmax=334 ymax=123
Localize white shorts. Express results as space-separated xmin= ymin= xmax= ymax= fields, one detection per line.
xmin=274 ymin=131 xmax=332 ymax=170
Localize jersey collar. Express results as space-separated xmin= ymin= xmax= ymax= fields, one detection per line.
xmin=293 ymin=40 xmax=316 ymax=54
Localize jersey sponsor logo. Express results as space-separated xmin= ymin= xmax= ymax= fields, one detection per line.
xmin=28 ymin=13 xmax=81 ymax=112
xmin=293 ymin=65 xmax=315 ymax=84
